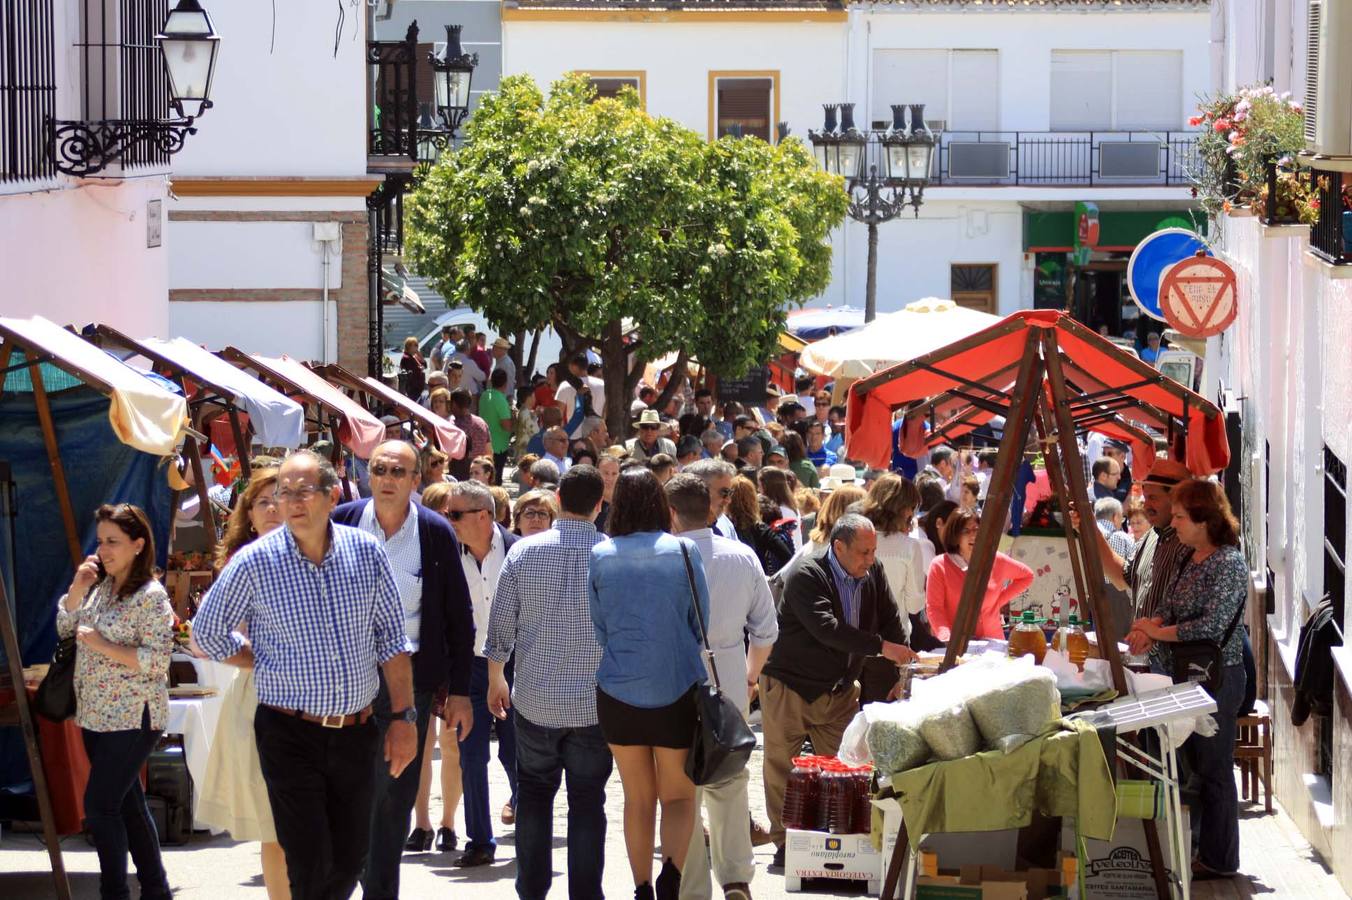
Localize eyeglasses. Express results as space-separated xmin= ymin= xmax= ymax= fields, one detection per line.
xmin=518 ymin=509 xmax=551 ymax=521
xmin=718 ymin=487 xmax=734 ymax=498
xmin=447 ymin=508 xmax=488 ymax=521
xmin=274 ymin=486 xmax=320 ymax=504
xmin=370 ymin=464 xmax=410 ymax=479
xmin=251 ymin=497 xmax=280 ymax=512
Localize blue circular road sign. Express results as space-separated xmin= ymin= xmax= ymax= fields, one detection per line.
xmin=1126 ymin=228 xmax=1211 ymax=322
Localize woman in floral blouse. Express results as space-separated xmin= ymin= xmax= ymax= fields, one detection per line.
xmin=1127 ymin=479 xmax=1247 ymax=881
xmin=56 ymin=503 xmax=174 ymax=900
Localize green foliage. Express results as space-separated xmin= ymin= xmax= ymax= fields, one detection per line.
xmin=405 ymin=73 xmax=847 ymax=427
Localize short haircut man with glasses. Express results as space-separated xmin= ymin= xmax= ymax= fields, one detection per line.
xmin=485 ymin=464 xmax=612 ymax=900
xmin=445 ymin=480 xmax=520 ymax=867
xmin=330 ymin=440 xmax=477 ymax=897
xmin=195 ymin=448 xmax=471 ymax=899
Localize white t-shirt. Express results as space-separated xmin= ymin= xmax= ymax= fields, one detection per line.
xmin=555 ymin=376 xmax=606 ymax=422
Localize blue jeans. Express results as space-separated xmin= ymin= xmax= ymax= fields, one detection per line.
xmin=81 ymin=709 xmax=170 ymax=900
xmin=460 ymin=656 xmax=518 ymax=852
xmin=361 ymin=683 xmax=436 ymax=900
xmin=514 ymin=713 xmax=613 ymax=900
xmin=1187 ymin=664 xmax=1244 ymax=873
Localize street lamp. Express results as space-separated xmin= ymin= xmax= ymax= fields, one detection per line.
xmin=49 ymin=0 xmax=221 ymax=176
xmin=430 ymin=25 xmax=478 ymax=134
xmin=808 ymin=102 xmax=939 ymax=322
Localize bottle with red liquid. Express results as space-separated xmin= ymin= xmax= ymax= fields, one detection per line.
xmin=826 ymin=763 xmax=857 ymax=834
xmin=782 ymin=757 xmax=821 ymax=831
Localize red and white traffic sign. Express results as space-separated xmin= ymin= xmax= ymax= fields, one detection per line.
xmin=1159 ymin=252 xmax=1238 ymax=338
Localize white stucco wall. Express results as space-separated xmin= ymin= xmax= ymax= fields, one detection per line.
xmin=170 ymin=0 xmax=368 ymax=177
xmin=169 ymin=300 xmax=330 ymax=361
xmin=0 ymin=179 xmax=170 ymax=335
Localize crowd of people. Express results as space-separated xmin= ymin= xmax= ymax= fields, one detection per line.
xmin=52 ymin=329 xmax=1252 ymax=899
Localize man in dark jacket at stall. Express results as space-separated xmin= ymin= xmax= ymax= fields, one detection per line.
xmin=331 ymin=440 xmax=476 ymax=899
xmin=759 ymin=513 xmax=918 ymax=867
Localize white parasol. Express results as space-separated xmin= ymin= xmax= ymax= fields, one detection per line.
xmin=797 ymin=298 xmax=1002 ymax=380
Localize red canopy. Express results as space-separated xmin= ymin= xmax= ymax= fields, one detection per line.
xmin=845 ymin=310 xmax=1229 ymax=477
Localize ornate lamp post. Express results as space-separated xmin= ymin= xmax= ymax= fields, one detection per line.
xmin=419 ymin=24 xmax=477 ymax=160
xmin=809 ymin=102 xmax=938 ymax=322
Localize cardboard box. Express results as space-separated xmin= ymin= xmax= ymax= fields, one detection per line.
xmin=873 ymin=798 xmax=1019 ymax=878
xmin=784 ymin=829 xmax=882 ymax=894
xmin=1062 ymin=810 xmax=1189 ymax=900
xmin=915 ymin=863 xmax=1076 ymax=900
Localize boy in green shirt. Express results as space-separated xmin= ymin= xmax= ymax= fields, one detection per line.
xmin=479 ymin=368 xmax=515 ymax=471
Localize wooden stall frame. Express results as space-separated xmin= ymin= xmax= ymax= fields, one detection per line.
xmin=314 ymin=363 xmax=463 ymax=457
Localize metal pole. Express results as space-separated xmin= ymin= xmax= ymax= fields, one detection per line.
xmin=866 ymin=220 xmax=879 ymax=324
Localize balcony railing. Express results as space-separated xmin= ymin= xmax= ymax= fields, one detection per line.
xmin=1259 ymin=157 xmax=1303 ymax=226
xmin=929 ymin=131 xmax=1200 ymax=187
xmin=1309 ymin=170 xmax=1352 ymax=265
xmin=367 ymin=23 xmax=419 ymax=172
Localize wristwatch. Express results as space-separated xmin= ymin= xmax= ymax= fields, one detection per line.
xmin=392 ymin=706 xmax=417 ymax=724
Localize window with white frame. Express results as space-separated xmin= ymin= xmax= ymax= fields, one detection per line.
xmin=1050 ymin=50 xmax=1183 ymax=131
xmin=870 ymin=49 xmax=999 ymax=132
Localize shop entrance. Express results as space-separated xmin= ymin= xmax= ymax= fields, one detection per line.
xmin=1070 ymin=260 xmax=1144 ymax=343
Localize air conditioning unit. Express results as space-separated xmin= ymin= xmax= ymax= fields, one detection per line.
xmin=1304 ymin=0 xmax=1352 ymax=158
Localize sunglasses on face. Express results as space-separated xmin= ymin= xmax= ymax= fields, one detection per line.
xmin=718 ymin=487 xmax=734 ymax=498
xmin=370 ymin=464 xmax=410 ymax=479
xmin=447 ymin=508 xmax=487 ymax=521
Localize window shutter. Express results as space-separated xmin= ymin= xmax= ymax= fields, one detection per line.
xmin=716 ymin=78 xmax=772 ymax=140
xmin=417 ymin=43 xmax=436 ymax=124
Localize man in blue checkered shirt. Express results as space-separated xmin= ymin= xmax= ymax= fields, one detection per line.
xmin=484 ymin=464 xmax=613 ymax=900
xmin=194 ymin=450 xmax=417 ymax=900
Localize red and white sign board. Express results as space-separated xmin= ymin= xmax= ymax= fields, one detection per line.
xmin=1158 ymin=253 xmax=1238 ymax=338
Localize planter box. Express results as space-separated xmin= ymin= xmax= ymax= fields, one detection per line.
xmin=784 ymin=828 xmax=882 ymax=894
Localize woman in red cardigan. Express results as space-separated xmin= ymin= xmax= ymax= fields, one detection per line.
xmin=926 ymin=508 xmax=1035 ymax=642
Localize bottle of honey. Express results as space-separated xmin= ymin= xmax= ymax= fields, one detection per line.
xmin=1053 ymin=614 xmax=1090 ymax=671
xmin=1008 ymin=609 xmax=1048 ymax=664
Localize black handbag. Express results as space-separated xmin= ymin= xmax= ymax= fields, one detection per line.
xmin=1170 ymin=599 xmax=1246 ymax=697
xmin=33 ymin=636 xmax=77 ymax=721
xmin=680 ymin=544 xmax=757 ymax=786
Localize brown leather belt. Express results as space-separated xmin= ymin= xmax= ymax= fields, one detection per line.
xmin=266 ymin=704 xmax=374 ymax=729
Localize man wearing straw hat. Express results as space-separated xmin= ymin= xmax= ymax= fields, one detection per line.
xmin=626 ymin=409 xmax=677 ymax=463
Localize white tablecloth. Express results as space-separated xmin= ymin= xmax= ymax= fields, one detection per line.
xmin=166 ymin=698 xmax=212 ymax=828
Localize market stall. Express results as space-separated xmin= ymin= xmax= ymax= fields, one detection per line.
xmin=842 ymin=309 xmax=1228 ymax=900
xmin=219 ymin=350 xmax=385 ymax=497
xmin=314 ymin=363 xmax=467 ymax=458
xmin=0 ymin=315 xmax=190 ymax=900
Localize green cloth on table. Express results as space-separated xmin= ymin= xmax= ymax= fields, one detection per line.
xmin=886 ymin=718 xmax=1118 ymax=848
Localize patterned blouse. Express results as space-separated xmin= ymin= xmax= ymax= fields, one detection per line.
xmin=56 ymin=578 xmax=174 ymax=733
xmin=1155 ymin=543 xmax=1248 ymax=671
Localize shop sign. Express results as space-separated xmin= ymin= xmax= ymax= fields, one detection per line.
xmin=1126 ymin=227 xmax=1210 ymax=321
xmin=1159 ymin=252 xmax=1238 ymax=337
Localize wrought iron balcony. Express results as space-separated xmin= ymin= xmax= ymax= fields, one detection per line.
xmin=926 ymin=131 xmax=1200 ymax=187
xmin=1309 ymin=169 xmax=1352 ymax=266
xmin=367 ymin=23 xmax=420 ymax=173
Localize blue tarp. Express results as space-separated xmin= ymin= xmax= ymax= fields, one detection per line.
xmin=0 ymin=385 xmax=171 ymax=787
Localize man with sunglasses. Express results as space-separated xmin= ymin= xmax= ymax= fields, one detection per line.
xmin=684 ymin=459 xmax=739 ymax=541
xmin=195 ymin=450 xmax=443 ymax=900
xmin=328 ymin=440 xmax=477 ymax=899
xmin=446 ymin=480 xmax=520 ymax=867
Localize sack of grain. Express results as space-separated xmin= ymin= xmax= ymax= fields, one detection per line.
xmin=919 ymin=702 xmax=981 ymax=761
xmin=867 ymin=707 xmax=932 ymax=775
xmin=966 ymin=662 xmax=1060 ymax=753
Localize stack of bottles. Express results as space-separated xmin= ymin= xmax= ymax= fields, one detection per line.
xmin=782 ymin=756 xmax=875 ymax=834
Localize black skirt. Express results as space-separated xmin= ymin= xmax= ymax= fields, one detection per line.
xmin=596 ymin=686 xmax=698 ymax=749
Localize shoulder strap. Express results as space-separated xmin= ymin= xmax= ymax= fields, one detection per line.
xmin=680 ymin=542 xmax=721 ymax=690
xmin=1219 ymin=589 xmax=1247 ymax=648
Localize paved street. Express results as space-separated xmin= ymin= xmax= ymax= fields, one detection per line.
xmin=1 ymin=725 xmax=1347 ymax=900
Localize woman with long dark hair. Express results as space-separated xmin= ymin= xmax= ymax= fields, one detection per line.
xmin=56 ymin=503 xmax=174 ymax=900
xmin=589 ymin=469 xmax=711 ymax=900
xmin=725 ymin=476 xmax=793 ymax=576
xmin=759 ymin=467 xmax=801 ymax=550
xmin=1126 ymin=480 xmax=1247 ymax=880
xmin=198 ymin=470 xmax=291 ymax=899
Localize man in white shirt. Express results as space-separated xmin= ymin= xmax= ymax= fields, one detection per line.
xmin=554 ymin=353 xmax=606 ymax=432
xmin=446 ymin=481 xmax=519 ymax=868
xmin=490 ymin=336 xmax=517 ymax=396
xmin=684 ymin=458 xmax=738 ymax=541
xmin=667 ymin=475 xmax=779 ymax=900
xmin=540 ymin=427 xmax=573 ymax=474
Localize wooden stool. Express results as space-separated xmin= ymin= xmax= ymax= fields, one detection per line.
xmin=1235 ymin=699 xmax=1273 ymax=814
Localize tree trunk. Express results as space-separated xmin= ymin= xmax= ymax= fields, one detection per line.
xmin=652 ymin=351 xmax=690 ymax=415
xmin=511 ymin=330 xmax=526 ymax=374
xmin=601 ymin=318 xmax=631 ymax=444
xmin=524 ymin=329 xmax=542 ymax=379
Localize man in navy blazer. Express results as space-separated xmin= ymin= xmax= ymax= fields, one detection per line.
xmin=331 ymin=440 xmax=475 ymax=900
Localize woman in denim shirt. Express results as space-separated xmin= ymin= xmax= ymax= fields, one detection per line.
xmin=590 ymin=468 xmax=711 ymax=900
xmin=1127 ymin=480 xmax=1247 ymax=881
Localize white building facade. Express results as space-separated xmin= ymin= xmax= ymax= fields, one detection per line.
xmin=0 ymin=0 xmax=174 ymax=336
xmin=501 ymin=0 xmax=1209 ymax=338
xmin=1203 ymin=0 xmax=1352 ymax=887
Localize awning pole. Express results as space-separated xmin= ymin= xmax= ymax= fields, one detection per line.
xmin=30 ymin=361 xmax=82 ymax=568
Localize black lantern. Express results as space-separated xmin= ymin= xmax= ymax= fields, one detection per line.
xmin=808 ymin=103 xmax=866 ymax=178
xmin=157 ymin=0 xmax=221 ymax=119
xmin=48 ymin=0 xmax=221 ymax=175
xmin=430 ymin=25 xmax=478 ymax=134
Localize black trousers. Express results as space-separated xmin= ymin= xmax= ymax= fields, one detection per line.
xmin=361 ymin=683 xmax=436 ymax=900
xmin=255 ymin=704 xmax=380 ymax=900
